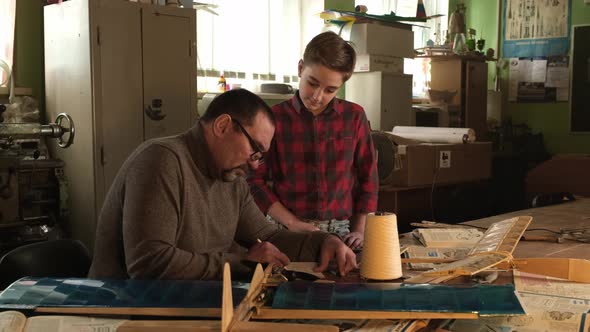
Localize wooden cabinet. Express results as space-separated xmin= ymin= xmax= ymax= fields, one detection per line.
xmin=429 ymin=57 xmax=488 ymax=140
xmin=44 ymin=0 xmax=196 ymax=251
xmin=378 ymin=181 xmax=491 ymax=233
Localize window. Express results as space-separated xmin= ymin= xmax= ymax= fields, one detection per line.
xmin=354 ymin=0 xmax=449 ymax=98
xmin=196 ymin=0 xmax=324 ymax=92
xmin=0 ymin=0 xmax=16 ymax=87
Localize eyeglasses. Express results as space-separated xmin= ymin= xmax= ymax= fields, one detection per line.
xmin=232 ymin=119 xmax=265 ymax=163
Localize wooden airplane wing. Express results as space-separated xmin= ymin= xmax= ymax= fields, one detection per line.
xmin=405 ymin=216 xmax=532 ymax=284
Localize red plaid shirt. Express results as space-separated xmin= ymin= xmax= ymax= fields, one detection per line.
xmin=248 ymin=93 xmax=378 ymax=220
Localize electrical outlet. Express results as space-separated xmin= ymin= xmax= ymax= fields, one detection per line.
xmin=439 ymin=151 xmax=451 ymax=168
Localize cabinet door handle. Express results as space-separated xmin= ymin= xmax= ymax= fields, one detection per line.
xmin=144 ymin=98 xmax=166 ymax=121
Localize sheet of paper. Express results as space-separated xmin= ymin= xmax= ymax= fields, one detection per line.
xmin=509 ymin=58 xmax=521 ymax=101
xmin=546 ymin=65 xmax=569 ymax=88
xmin=444 ymin=292 xmax=590 ymax=332
xmin=519 ymin=59 xmax=533 ymax=82
xmin=24 ymin=316 xmax=126 ymax=332
xmin=531 ymin=59 xmax=547 ymax=83
xmin=284 ymin=262 xmax=325 ymax=279
xmin=404 ymin=246 xmax=470 ymax=270
xmin=0 ymin=311 xmax=26 ymax=332
xmin=514 ymin=271 xmax=590 ymax=300
xmin=492 ymin=292 xmax=588 ymax=332
xmin=415 ymin=228 xmax=483 ymax=248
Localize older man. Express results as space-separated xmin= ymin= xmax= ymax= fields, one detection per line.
xmin=88 ymin=89 xmax=356 ymax=280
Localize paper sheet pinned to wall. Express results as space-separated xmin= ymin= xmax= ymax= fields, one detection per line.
xmin=509 ymin=56 xmax=569 ymax=102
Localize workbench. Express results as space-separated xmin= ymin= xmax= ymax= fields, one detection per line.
xmin=463 ymin=197 xmax=590 ymax=260
xmin=398 ymin=197 xmax=590 ymax=269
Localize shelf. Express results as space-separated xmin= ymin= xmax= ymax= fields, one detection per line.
xmin=416 ymin=54 xmax=489 ymax=62
xmin=198 ymin=91 xmax=294 ymax=101
xmin=0 ymin=86 xmax=33 ymax=96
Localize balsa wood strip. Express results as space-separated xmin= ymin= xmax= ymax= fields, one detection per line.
xmin=117 ymin=320 xmax=220 ymax=332
xmin=253 ymin=308 xmax=478 ymax=320
xmin=232 ymin=321 xmax=338 ymax=332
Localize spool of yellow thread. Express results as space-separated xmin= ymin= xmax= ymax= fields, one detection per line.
xmin=360 ymin=212 xmax=403 ymax=280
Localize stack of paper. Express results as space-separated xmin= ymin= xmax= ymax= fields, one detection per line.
xmin=414 ymin=228 xmax=484 ymax=248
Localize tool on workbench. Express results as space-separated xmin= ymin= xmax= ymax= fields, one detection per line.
xmin=521 ymin=235 xmax=563 ymax=243
xmin=410 ymin=220 xmax=475 ymax=229
xmin=560 ymin=227 xmax=590 ymax=242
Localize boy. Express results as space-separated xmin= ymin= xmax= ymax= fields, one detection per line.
xmin=248 ymin=31 xmax=378 ymax=249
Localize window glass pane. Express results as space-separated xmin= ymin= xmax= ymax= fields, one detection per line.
xmin=0 ymin=0 xmax=16 ymax=85
xmin=196 ymin=0 xmax=324 ymax=91
xmin=269 ymin=0 xmax=300 ymax=78
xmin=215 ymin=0 xmax=269 ymax=73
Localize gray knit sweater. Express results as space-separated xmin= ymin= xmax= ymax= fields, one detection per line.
xmin=88 ymin=124 xmax=329 ymax=280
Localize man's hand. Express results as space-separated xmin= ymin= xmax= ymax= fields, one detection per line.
xmin=287 ymin=219 xmax=320 ymax=233
xmin=313 ymin=235 xmax=357 ymax=277
xmin=246 ymin=241 xmax=290 ymax=268
xmin=342 ymin=231 xmax=363 ymax=250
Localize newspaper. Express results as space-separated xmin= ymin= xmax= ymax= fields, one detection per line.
xmin=24 ymin=316 xmax=125 ymax=332
xmin=441 ymin=271 xmax=590 ymax=331
xmin=0 ymin=312 xmax=126 ymax=332
xmin=442 ymin=292 xmax=590 ymax=331
xmin=0 ymin=311 xmax=26 ymax=332
xmin=514 ymin=270 xmax=590 ymax=300
xmin=403 ymin=245 xmax=470 ymax=270
xmin=482 ymin=292 xmax=589 ymax=332
xmin=413 ymin=228 xmax=483 ymax=248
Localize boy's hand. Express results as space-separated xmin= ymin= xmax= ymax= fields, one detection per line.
xmin=342 ymin=231 xmax=363 ymax=250
xmin=314 ymin=235 xmax=357 ymax=277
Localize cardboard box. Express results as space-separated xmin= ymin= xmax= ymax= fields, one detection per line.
xmin=388 ymin=142 xmax=492 ymax=187
xmin=349 ymin=23 xmax=414 ymax=58
xmin=354 ymin=54 xmax=404 ymax=73
xmin=526 ymin=154 xmax=590 ymax=196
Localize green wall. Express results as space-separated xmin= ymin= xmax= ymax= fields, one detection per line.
xmin=13 ymin=0 xmax=45 ymax=113
xmin=462 ymin=0 xmax=590 ymax=154
xmin=450 ymin=0 xmax=499 ymax=90
xmin=325 ymin=0 xmax=354 ymax=11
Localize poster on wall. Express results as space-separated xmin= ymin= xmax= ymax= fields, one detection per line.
xmin=503 ymin=0 xmax=571 ymax=58
xmin=508 ymin=56 xmax=569 ymax=102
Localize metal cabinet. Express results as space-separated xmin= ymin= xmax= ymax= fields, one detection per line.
xmin=44 ymin=0 xmax=196 ymax=251
xmin=429 ymin=57 xmax=488 ymax=140
xmin=345 ymin=72 xmax=413 ymax=131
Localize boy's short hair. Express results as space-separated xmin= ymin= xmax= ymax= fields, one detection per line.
xmin=302 ymin=31 xmax=356 ymax=82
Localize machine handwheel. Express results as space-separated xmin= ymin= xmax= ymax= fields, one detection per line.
xmin=56 ymin=113 xmax=75 ymax=148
